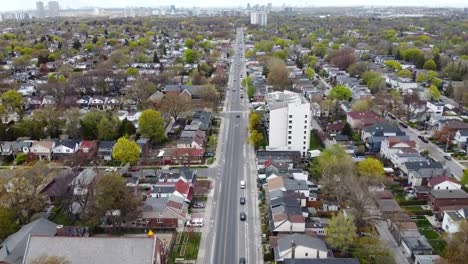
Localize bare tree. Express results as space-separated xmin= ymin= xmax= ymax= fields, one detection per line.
xmin=160 ymin=94 xmax=193 ymax=120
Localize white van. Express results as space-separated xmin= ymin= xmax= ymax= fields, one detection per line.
xmin=240 ymin=180 xmax=246 ymax=189
xmin=186 ymin=218 xmax=204 ymax=227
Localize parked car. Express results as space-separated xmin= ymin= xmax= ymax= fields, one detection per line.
xmin=388 ymin=114 xmax=396 ymax=120
xmin=239 ymin=257 xmax=246 ymax=264
xmin=418 ymin=135 xmax=429 ymax=143
xmin=240 ymin=197 xmax=246 ymax=205
xmin=240 ymin=212 xmax=246 ymax=221
xmin=399 ymin=122 xmax=408 ymax=128
xmin=192 ymin=202 xmax=205 ymax=208
xmin=444 ymin=155 xmax=452 ymax=161
xmin=240 ymin=180 xmax=245 ymax=189
xmin=186 ymin=218 xmax=204 ymax=227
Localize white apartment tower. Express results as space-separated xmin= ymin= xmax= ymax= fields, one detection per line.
xmin=250 ymin=11 xmax=267 ymax=26
xmin=266 ymin=91 xmax=311 ymax=156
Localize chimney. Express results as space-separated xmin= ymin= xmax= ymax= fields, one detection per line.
xmin=56 ymin=225 xmax=64 ymax=236
xmin=291 ymin=239 xmax=296 ymax=259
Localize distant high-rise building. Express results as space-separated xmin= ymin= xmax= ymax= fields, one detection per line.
xmin=464 ymin=7 xmax=468 ymax=16
xmin=36 ymin=1 xmax=45 ymax=18
xmin=48 ymin=1 xmax=60 ymax=17
xmin=250 ymin=11 xmax=267 ymax=26
xmin=247 ymin=3 xmax=251 ymax=10
xmin=267 ymin=3 xmax=272 ymax=13
xmin=170 ymin=5 xmax=176 ymax=14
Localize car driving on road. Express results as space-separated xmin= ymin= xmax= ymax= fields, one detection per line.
xmin=240 ymin=212 xmax=246 ymax=221
xmin=240 ymin=197 xmax=246 ymax=205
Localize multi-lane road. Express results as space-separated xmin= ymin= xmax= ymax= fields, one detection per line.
xmin=197 ymin=28 xmax=263 ymax=264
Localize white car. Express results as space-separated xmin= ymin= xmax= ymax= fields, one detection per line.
xmin=186 ymin=218 xmax=204 ymax=227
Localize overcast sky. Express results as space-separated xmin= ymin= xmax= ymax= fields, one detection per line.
xmin=2 ymin=0 xmax=467 ymax=11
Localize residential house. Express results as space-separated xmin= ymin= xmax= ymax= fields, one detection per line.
xmin=362 ymin=123 xmax=405 ymax=152
xmin=77 ymin=140 xmax=97 ymax=160
xmin=89 ymin=97 xmax=105 ymax=109
xmin=325 ymin=122 xmax=344 ymax=136
xmin=429 ymin=189 xmax=468 ymax=213
xmin=0 ymin=218 xmax=57 ymax=264
xmin=40 ymin=168 xmax=77 ymax=203
xmin=388 ymin=149 xmax=426 ymax=167
xmin=136 ymin=138 xmax=151 ymax=157
xmin=142 ymin=195 xmax=188 ymax=231
xmin=162 ymin=84 xmax=207 ymax=100
xmin=30 ymin=140 xmax=56 ymax=160
xmin=104 ymin=97 xmax=120 ymax=110
xmin=428 ymin=176 xmax=461 ymax=190
xmin=257 ymin=151 xmax=302 ymax=168
xmin=414 ymin=255 xmax=441 ymax=264
xmin=12 ymin=140 xmax=34 ymax=156
xmin=402 ymin=161 xmax=445 ymax=186
xmin=70 ymin=168 xmax=97 ymax=196
xmin=380 ymin=136 xmax=416 ymax=159
xmin=53 ymin=139 xmax=81 ymax=159
xmin=0 ymin=141 xmax=14 ymax=156
xmin=273 ymin=233 xmax=329 ymax=262
xmin=310 ymin=102 xmax=321 ymax=118
xmin=22 ymin=236 xmax=167 ymax=264
xmin=98 ymin=141 xmax=115 ymax=161
xmin=436 ymin=120 xmax=468 ymax=134
xmin=426 ymin=101 xmax=445 ymax=117
xmin=385 ymin=74 xmax=418 ymax=92
xmin=454 ymin=129 xmax=468 ymax=147
xmin=161 ymin=148 xmax=204 ymax=165
xmin=284 ymin=259 xmax=360 ymax=264
xmin=442 ymin=208 xmax=468 ymax=234
xmin=173 ymin=179 xmax=194 ymax=203
xmin=157 ymin=168 xmax=197 ymax=184
xmin=148 ymin=182 xmax=176 ymax=198
xmin=401 ymin=232 xmax=433 ymax=258
xmin=346 ymin=111 xmax=381 ymax=130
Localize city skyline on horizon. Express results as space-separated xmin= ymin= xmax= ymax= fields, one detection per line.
xmin=0 ymin=0 xmax=467 ymax=12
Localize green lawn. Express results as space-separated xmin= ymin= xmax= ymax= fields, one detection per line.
xmin=428 ymin=239 xmax=446 ymax=255
xmin=169 ymin=232 xmax=201 ymax=263
xmin=415 ymin=218 xmax=432 ymax=228
xmin=309 ymin=130 xmax=324 ymax=150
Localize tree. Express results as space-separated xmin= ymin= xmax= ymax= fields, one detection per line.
xmin=342 ymin=122 xmax=352 ymax=137
xmin=112 ymin=137 xmax=141 ymax=165
xmin=196 ymin=85 xmax=220 ymax=109
xmin=384 ymin=60 xmax=402 ymax=71
xmin=138 ymin=110 xmax=165 ymax=144
xmin=160 ymin=94 xmax=192 ymax=120
xmin=403 ymin=93 xmax=423 ymax=121
xmin=248 ymin=129 xmax=264 ymax=149
xmin=423 ymin=59 xmax=437 ymax=71
xmin=432 ymin=126 xmax=454 ymax=145
xmin=90 ymin=173 xmax=139 ymax=229
xmin=125 ymin=79 xmax=157 ymax=109
xmin=416 ymin=73 xmax=426 ymax=83
xmin=185 ymin=38 xmax=195 ymax=49
xmin=330 ymin=48 xmax=356 ymax=70
xmin=305 ymin=67 xmax=315 ymax=80
xmin=428 ymin=85 xmax=441 ymax=100
xmin=249 ymin=112 xmax=262 ymax=131
xmin=126 ymin=67 xmax=138 ymax=75
xmin=460 ymin=170 xmax=468 ymax=187
xmin=453 ymin=81 xmax=468 ymax=108
xmin=402 ymin=48 xmax=425 ymax=68
xmin=80 ymin=111 xmax=105 ymax=140
xmin=347 ymin=62 xmax=369 ymax=77
xmin=357 ymin=157 xmax=385 ymax=183
xmin=397 ymin=69 xmax=412 ymax=78
xmin=330 ymin=85 xmax=352 ymax=101
xmin=0 ymin=206 xmax=17 ymax=240
xmin=438 ymin=221 xmax=468 ymax=264
xmin=0 ymin=161 xmax=55 ymax=224
xmin=153 ymin=51 xmax=160 ymax=63
xmin=351 ymin=99 xmax=373 ymax=112
xmin=97 ymin=116 xmax=120 ymax=141
xmin=1 ymin=90 xmax=23 ymax=113
xmin=247 ymin=85 xmax=256 ymax=99
xmin=118 ymin=118 xmax=136 ymax=137
xmin=184 ymin=49 xmax=197 ymax=64
xmin=352 ymin=237 xmax=394 ymax=264
xmin=267 ymin=57 xmax=290 ymax=90
xmin=325 ymin=212 xmax=357 ymax=253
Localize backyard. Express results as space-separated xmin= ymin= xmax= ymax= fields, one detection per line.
xmin=169 ymin=232 xmax=202 ymax=264
xmin=309 ymin=130 xmax=324 ymax=150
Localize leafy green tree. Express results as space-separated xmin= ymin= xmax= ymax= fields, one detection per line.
xmin=138 ymin=109 xmax=165 ymax=144
xmin=330 ymin=85 xmax=352 ymax=101
xmin=351 ymin=99 xmax=373 ymax=112
xmin=461 ymin=170 xmax=468 ymax=186
xmin=428 ymin=85 xmax=441 ymax=100
xmin=397 ymin=69 xmax=412 ymax=78
xmin=402 ymin=48 xmax=425 ymax=68
xmin=439 ymin=221 xmax=468 ymax=264
xmin=184 ymin=49 xmax=197 ymax=64
xmin=342 ymin=122 xmax=352 ymax=137
xmin=112 ymin=137 xmax=140 ymax=165
xmin=384 ymin=60 xmax=402 ymax=71
xmin=273 ymin=50 xmax=287 ymax=60
xmin=247 ymin=85 xmax=256 ymax=99
xmin=97 ymin=116 xmax=120 ymax=141
xmin=248 ymin=129 xmax=264 ymax=149
xmin=80 ymin=111 xmax=105 ymax=140
xmin=0 ymin=206 xmax=17 ymax=240
xmin=90 ymin=172 xmax=140 ymax=229
xmin=305 ymin=67 xmax=315 ymax=80
xmin=352 ymin=237 xmax=395 ymax=264
xmin=357 ymin=157 xmax=385 ymax=180
xmin=423 ymin=59 xmax=437 ymax=71
xmin=119 ymin=119 xmax=136 ymax=137
xmin=185 ymin=38 xmax=195 ymax=49
xmin=126 ymin=67 xmax=138 ymax=75
xmin=249 ymin=112 xmax=262 ymax=131
xmin=325 ymin=212 xmax=357 ymax=253
xmin=267 ymin=57 xmax=290 ymax=90
xmin=1 ymin=90 xmax=23 ymax=112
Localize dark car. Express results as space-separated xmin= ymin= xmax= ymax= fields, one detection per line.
xmin=240 ymin=212 xmax=246 ymax=221
xmin=399 ymin=122 xmax=408 ymax=128
xmin=388 ymin=114 xmax=396 ymax=120
xmin=239 ymin=257 xmax=246 ymax=264
xmin=204 ymin=152 xmax=215 ymax=158
xmin=236 ymin=114 xmax=241 ymax=118
xmin=240 ymin=197 xmax=246 ymax=205
xmin=444 ymin=155 xmax=452 ymax=161
xmin=418 ymin=135 xmax=429 ymax=143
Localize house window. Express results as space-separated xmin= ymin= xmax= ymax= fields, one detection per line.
xmin=157 ymin=218 xmax=163 ymax=223
xmin=289 ymin=126 xmax=292 ymax=129
xmin=305 ymin=253 xmax=308 ymax=257
xmin=304 ymin=126 xmax=307 ymax=129
xmin=288 ymin=136 xmax=292 ymax=139
xmin=289 ymin=120 xmax=292 ymax=124
xmin=289 ymin=131 xmax=292 ymax=134
xmin=288 ymin=141 xmax=291 ymax=145
xmin=305 ymin=115 xmax=308 ymax=118
xmin=305 ymin=120 xmax=308 ymax=123
xmin=289 ymin=115 xmax=293 ymax=118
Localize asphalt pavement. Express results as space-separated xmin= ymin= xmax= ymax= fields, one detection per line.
xmin=197 ymin=28 xmax=262 ymax=264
